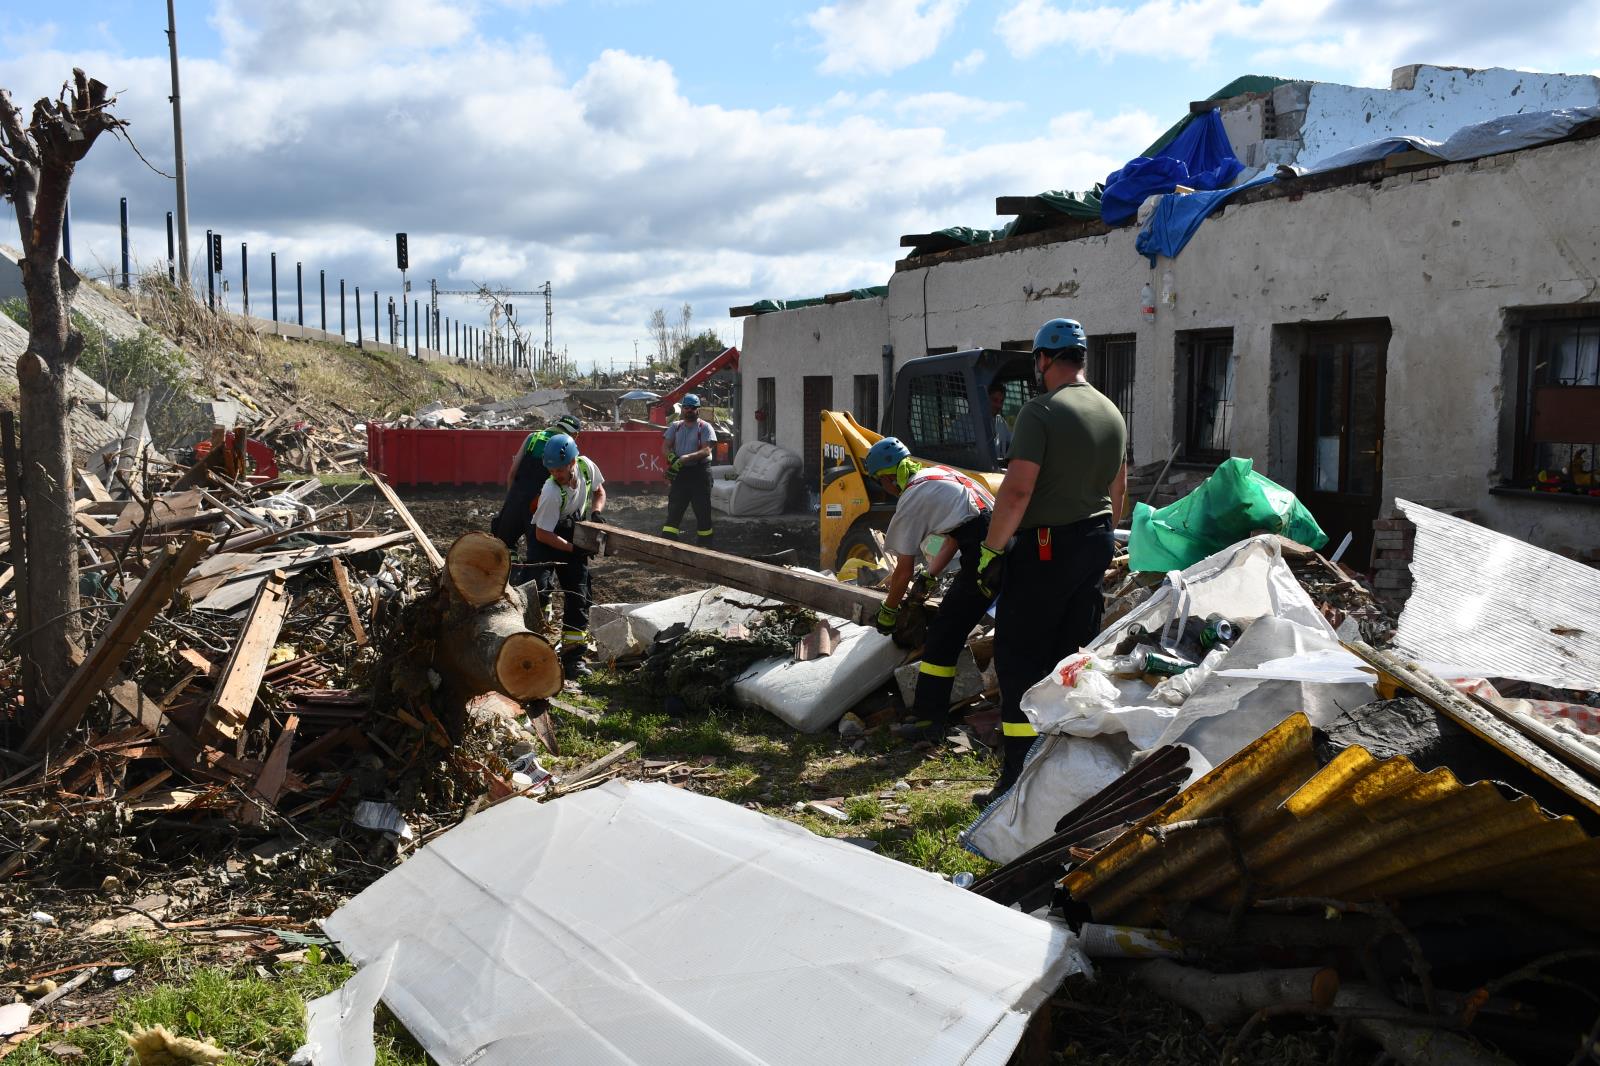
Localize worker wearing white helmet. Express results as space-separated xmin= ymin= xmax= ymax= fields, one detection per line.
xmin=660 ymin=393 xmax=717 ymax=547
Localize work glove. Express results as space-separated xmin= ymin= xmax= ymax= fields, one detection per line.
xmin=975 ymin=544 xmax=1006 ymax=600
xmin=665 ymin=456 xmax=681 ymax=482
xmin=910 ymin=570 xmax=938 ymax=601
xmin=588 ymin=512 xmax=606 ymax=525
xmin=874 ymin=603 xmax=900 ymax=636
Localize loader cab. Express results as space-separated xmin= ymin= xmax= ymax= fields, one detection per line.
xmin=886 ymin=349 xmax=1036 ymax=473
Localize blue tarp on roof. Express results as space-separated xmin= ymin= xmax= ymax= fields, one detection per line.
xmin=1100 ymin=109 xmax=1246 ymax=225
xmin=1135 ymin=171 xmax=1276 ymax=264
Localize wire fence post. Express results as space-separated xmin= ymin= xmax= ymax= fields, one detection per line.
xmin=270 ymin=253 xmax=279 ymax=325
xmin=119 ymin=197 xmax=130 ymax=290
xmin=355 ymin=286 xmax=363 ymax=348
xmin=296 ymin=261 xmax=304 ymax=327
xmin=166 ymin=212 xmax=175 ymax=283
xmin=241 ymin=244 xmax=250 ymax=317
xmin=320 ymin=270 xmax=327 ymax=332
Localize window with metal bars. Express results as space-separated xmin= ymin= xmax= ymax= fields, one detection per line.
xmin=756 ymin=377 xmax=776 ymax=444
xmin=906 ymin=370 xmax=975 ymax=460
xmin=1089 ymin=334 xmax=1136 ymax=451
xmin=1513 ymin=315 xmax=1600 ymax=494
xmin=1181 ymin=331 xmax=1234 ymax=460
xmin=853 ymin=374 xmax=880 ymax=433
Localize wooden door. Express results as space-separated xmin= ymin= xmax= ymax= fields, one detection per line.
xmin=1298 ymin=324 xmax=1389 ymax=568
xmin=802 ymin=376 xmax=834 ymax=485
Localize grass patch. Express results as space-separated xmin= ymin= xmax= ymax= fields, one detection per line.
xmin=8 ymin=948 xmax=426 ymax=1065
xmin=549 ymin=666 xmax=1001 ymax=880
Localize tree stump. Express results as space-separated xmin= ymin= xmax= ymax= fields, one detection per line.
xmin=446 ymin=531 xmax=512 ymax=607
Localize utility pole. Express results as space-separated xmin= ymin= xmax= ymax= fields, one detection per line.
xmin=165 ymin=0 xmax=191 ymax=287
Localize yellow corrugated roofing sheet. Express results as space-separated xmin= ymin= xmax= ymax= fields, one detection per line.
xmin=1062 ymin=713 xmax=1600 ymax=930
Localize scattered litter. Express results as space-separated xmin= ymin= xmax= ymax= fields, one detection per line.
xmin=0 ymin=1003 xmax=31 ymax=1037
xmin=123 ymin=1024 xmax=228 ymax=1065
xmin=351 ymin=802 xmax=414 ymax=842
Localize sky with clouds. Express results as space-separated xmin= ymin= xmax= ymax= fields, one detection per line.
xmin=2 ymin=0 xmax=1597 ymax=368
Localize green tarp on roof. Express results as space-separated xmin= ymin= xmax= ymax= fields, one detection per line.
xmin=749 ymin=285 xmax=887 ymax=314
xmin=1143 ymin=75 xmax=1292 ymax=158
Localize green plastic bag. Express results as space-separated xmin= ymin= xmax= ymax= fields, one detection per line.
xmin=1129 ymin=457 xmax=1327 ymax=572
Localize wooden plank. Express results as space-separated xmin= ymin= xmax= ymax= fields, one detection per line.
xmin=558 ymin=740 xmax=639 ymax=792
xmin=549 ymin=696 xmax=601 ymax=723
xmin=244 ymin=713 xmax=300 ymax=819
xmin=22 ymin=534 xmax=214 ymax=755
xmin=329 ymin=557 xmax=369 ymax=646
xmin=77 ymin=470 xmax=113 ymax=502
xmin=111 ymin=488 xmax=205 ymax=532
xmin=1345 ymin=641 xmax=1600 ymax=817
xmin=363 ymin=466 xmax=443 ymax=569
xmin=204 ymin=570 xmax=292 ymax=743
xmin=571 ymin=521 xmax=885 ymax=624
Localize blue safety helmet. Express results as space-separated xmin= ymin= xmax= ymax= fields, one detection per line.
xmin=681 ymin=393 xmax=701 ymax=409
xmin=864 ymin=436 xmax=911 ymax=477
xmin=1033 ymin=317 xmax=1087 ymax=356
xmin=555 ymin=414 xmax=581 ymax=435
xmin=543 ymin=432 xmax=578 ymax=469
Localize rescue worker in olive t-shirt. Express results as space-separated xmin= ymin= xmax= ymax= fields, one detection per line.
xmin=974 ymin=318 xmax=1128 ymax=801
xmin=660 ymin=394 xmax=717 ymax=547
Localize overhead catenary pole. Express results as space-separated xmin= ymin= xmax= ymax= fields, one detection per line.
xmin=165 ymin=211 xmax=175 ymax=283
xmin=241 ymin=243 xmax=249 ymax=316
xmin=165 ymin=0 xmax=191 ymax=286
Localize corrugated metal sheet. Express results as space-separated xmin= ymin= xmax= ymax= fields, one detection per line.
xmin=1394 ymin=499 xmax=1600 ymax=690
xmin=1062 ymin=713 xmax=1600 ymax=931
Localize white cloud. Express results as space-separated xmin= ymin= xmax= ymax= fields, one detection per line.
xmin=952 ymin=48 xmax=986 ymax=75
xmin=994 ymin=0 xmax=1600 ymax=84
xmin=895 ymin=91 xmax=1022 ymax=123
xmin=807 ymin=0 xmax=967 ymax=76
xmin=0 ymin=10 xmax=1147 ymax=364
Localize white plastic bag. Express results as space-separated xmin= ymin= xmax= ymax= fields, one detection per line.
xmin=1020 ymin=653 xmax=1121 ymax=736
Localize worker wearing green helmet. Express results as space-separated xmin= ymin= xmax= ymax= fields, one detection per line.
xmin=491 ymin=413 xmax=582 ymax=563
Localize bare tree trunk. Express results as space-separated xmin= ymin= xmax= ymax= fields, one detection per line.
xmin=1 ymin=71 xmax=126 ymax=710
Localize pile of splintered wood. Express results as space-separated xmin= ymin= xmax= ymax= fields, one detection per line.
xmin=0 ymin=423 xmax=563 ymax=874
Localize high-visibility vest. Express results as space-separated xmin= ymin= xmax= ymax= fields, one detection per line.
xmin=909 ymin=465 xmax=994 ymax=513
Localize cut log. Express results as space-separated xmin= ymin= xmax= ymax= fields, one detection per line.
xmin=1130 ymin=959 xmax=1339 ymax=1027
xmin=446 ymin=532 xmax=512 ymax=608
xmin=437 ymin=585 xmax=562 ymax=700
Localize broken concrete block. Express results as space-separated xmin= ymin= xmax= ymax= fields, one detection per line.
xmin=894 ymin=648 xmax=984 ymax=708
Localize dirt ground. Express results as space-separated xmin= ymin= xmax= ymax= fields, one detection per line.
xmin=392 ymin=484 xmax=820 ymax=603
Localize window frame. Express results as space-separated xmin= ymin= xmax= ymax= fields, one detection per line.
xmin=1511 ymin=311 xmax=1600 ymax=487
xmin=853 ymin=373 xmax=880 ymax=434
xmin=755 ymin=376 xmax=776 ymax=444
xmin=1089 ymin=333 xmax=1137 ymax=454
xmin=1178 ymin=329 xmax=1236 ymax=463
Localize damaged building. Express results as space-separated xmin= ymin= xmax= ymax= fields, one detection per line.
xmin=731 ymin=64 xmax=1600 ymax=573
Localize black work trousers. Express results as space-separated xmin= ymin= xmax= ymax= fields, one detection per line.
xmin=663 ymin=461 xmax=714 ymax=545
xmin=994 ymin=515 xmax=1114 ymax=791
xmin=529 ymin=518 xmax=592 ymax=653
xmin=493 ymin=466 xmax=550 ymax=555
xmin=912 ymin=514 xmax=993 ymax=730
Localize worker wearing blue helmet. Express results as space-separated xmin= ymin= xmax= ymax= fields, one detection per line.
xmin=864 ymin=436 xmax=995 ymax=742
xmin=660 ymin=393 xmax=717 ymax=547
xmin=492 ymin=413 xmax=581 ymax=563
xmin=974 ymin=317 xmax=1127 ymax=802
xmin=530 ymin=432 xmax=607 ymax=680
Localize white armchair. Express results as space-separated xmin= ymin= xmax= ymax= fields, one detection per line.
xmin=709 ymin=441 xmax=802 ymax=516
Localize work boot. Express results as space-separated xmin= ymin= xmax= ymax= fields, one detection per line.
xmin=561 ymin=651 xmax=592 ymax=682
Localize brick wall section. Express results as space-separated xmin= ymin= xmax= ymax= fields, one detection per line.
xmin=1370 ymin=516 xmax=1416 ymax=608
xmin=1127 ymin=459 xmax=1220 ymax=512
xmin=1371 ymin=506 xmax=1481 ymax=611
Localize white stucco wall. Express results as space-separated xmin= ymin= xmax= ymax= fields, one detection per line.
xmin=1298 ymin=66 xmax=1600 ymax=168
xmin=736 ymin=297 xmax=889 ymax=460
xmin=735 ymin=132 xmax=1600 ymax=555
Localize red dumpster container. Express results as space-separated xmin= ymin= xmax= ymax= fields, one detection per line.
xmin=366 ymin=425 xmax=668 ymax=487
